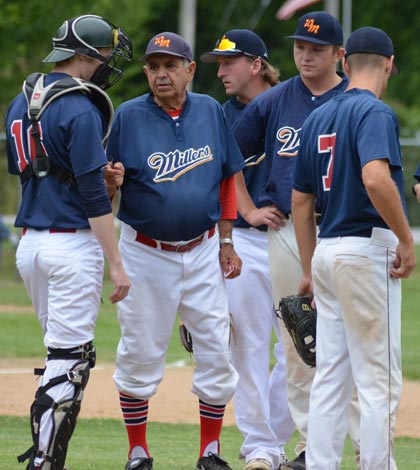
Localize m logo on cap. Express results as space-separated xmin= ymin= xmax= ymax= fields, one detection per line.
xmin=304 ymin=19 xmax=320 ymax=34
xmin=155 ymin=35 xmax=171 ymax=48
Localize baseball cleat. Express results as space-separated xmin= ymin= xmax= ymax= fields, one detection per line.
xmin=125 ymin=456 xmax=154 ymax=469
xmin=196 ymin=452 xmax=232 ymax=470
xmin=243 ymin=457 xmax=272 ymax=470
xmin=280 ymin=451 xmax=305 ymax=470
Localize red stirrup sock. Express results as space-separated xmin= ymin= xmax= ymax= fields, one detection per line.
xmin=119 ymin=392 xmax=150 ymax=457
xmin=199 ymin=399 xmax=226 ymax=457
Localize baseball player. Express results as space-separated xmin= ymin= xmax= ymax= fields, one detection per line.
xmin=292 ymin=26 xmax=415 ymax=469
xmin=5 ymin=14 xmax=131 ymax=470
xmin=105 ymin=32 xmax=245 ymax=470
xmin=201 ymin=29 xmax=294 ymax=470
xmin=413 ymin=164 xmax=420 ymax=203
xmin=232 ymin=12 xmax=361 ymax=470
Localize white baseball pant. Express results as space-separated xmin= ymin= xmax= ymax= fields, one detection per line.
xmin=268 ymin=219 xmax=361 ymax=458
xmin=113 ymin=222 xmax=238 ymax=405
xmin=227 ymin=227 xmax=294 ymax=468
xmin=307 ymin=228 xmax=401 ymax=470
xmin=16 ymin=228 xmax=104 ymax=465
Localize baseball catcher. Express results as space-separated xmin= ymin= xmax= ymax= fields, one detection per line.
xmin=277 ymin=295 xmax=317 ymax=367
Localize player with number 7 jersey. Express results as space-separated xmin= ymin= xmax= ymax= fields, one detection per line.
xmin=295 ymin=92 xmax=406 ymax=239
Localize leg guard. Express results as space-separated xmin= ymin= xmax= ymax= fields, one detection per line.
xmin=18 ymin=358 xmax=92 ymax=470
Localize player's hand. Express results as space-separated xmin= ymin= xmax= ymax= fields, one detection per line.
xmin=104 ymin=162 xmax=125 ymax=195
xmin=390 ymin=241 xmax=416 ymax=279
xmin=297 ymin=275 xmax=313 ymax=298
xmin=245 ymin=205 xmax=287 ymax=231
xmin=108 ymin=262 xmax=131 ymax=303
xmin=219 ymin=244 xmax=242 ymax=279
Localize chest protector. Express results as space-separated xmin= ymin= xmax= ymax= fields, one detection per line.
xmin=21 ymin=72 xmax=114 ymax=184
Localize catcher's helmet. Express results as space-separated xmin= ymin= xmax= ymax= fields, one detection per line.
xmin=43 ymin=14 xmax=132 ymax=89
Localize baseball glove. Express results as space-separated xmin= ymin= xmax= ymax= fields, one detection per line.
xmin=277 ymin=295 xmax=317 ymax=367
xmin=179 ymin=321 xmax=193 ymax=353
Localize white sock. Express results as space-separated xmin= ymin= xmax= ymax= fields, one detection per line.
xmin=130 ymin=446 xmax=148 ymax=459
xmin=202 ymin=440 xmax=219 ymax=456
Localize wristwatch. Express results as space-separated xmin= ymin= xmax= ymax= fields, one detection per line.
xmin=219 ymin=237 xmax=234 ymax=246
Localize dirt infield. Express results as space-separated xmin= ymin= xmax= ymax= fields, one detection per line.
xmin=1 ymin=358 xmax=419 ymax=438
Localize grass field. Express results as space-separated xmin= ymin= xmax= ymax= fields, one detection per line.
xmin=1 ymin=237 xmax=420 ymax=469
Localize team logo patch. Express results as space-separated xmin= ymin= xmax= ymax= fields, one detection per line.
xmin=154 ymin=35 xmax=171 ymax=48
xmin=304 ymin=18 xmax=320 ymax=34
xmin=148 ymin=145 xmax=214 ymax=182
xmin=276 ymin=126 xmax=301 ymax=157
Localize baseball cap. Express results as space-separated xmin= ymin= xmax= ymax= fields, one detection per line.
xmin=287 ymin=11 xmax=343 ymax=45
xmin=345 ymin=27 xmax=399 ymax=76
xmin=200 ymin=29 xmax=269 ymax=63
xmin=140 ymin=32 xmax=192 ymax=62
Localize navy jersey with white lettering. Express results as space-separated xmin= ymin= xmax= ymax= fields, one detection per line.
xmin=6 ymin=72 xmax=109 ymax=229
xmin=223 ymin=96 xmax=269 ymax=230
xmin=107 ymin=92 xmax=245 ymax=241
xmin=294 ymin=88 xmax=406 ymax=238
xmin=232 ymin=74 xmax=348 ymax=214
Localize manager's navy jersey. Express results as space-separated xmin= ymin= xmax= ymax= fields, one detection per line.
xmin=223 ymin=96 xmax=269 ymax=231
xmin=107 ymin=92 xmax=245 ymax=242
xmin=232 ymin=74 xmax=348 ymax=214
xmin=6 ymin=72 xmax=109 ymax=229
xmin=294 ymin=88 xmax=407 ymax=238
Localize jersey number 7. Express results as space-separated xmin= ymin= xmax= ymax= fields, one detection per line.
xmin=318 ymin=133 xmax=336 ymax=191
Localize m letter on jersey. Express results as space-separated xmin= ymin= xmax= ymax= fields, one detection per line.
xmin=148 ymin=145 xmax=214 ymax=182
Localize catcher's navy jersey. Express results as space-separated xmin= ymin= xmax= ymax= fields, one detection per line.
xmin=107 ymin=92 xmax=245 ymax=241
xmin=6 ymin=72 xmax=109 ymax=229
xmin=232 ymin=74 xmax=348 ymax=214
xmin=223 ymin=97 xmax=269 ymax=230
xmin=294 ymin=88 xmax=406 ymax=238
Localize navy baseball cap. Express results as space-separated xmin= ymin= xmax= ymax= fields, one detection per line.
xmin=200 ymin=29 xmax=269 ymax=63
xmin=141 ymin=32 xmax=193 ymax=62
xmin=345 ymin=27 xmax=399 ymax=75
xmin=287 ymin=11 xmax=343 ymax=45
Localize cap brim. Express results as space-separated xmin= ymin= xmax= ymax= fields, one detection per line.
xmin=286 ymin=34 xmax=340 ymax=45
xmin=140 ymin=50 xmax=191 ymax=62
xmin=200 ymin=51 xmax=243 ymax=63
xmin=43 ymin=49 xmax=75 ymax=63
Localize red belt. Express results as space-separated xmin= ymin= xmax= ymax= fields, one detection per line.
xmin=22 ymin=228 xmax=77 ymax=235
xmin=135 ymin=227 xmax=215 ymax=253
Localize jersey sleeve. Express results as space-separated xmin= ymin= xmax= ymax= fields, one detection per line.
xmin=414 ymin=163 xmax=420 ymax=182
xmin=357 ymin=109 xmax=401 ymax=169
xmin=293 ymin=124 xmax=314 ymax=194
xmin=232 ymin=97 xmax=268 ymax=159
xmin=219 ymin=175 xmax=237 ymax=220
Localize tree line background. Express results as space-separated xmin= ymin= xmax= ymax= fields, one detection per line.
xmin=1 ymin=0 xmax=419 ymax=223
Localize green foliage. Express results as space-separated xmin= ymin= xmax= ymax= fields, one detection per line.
xmin=2 ymin=416 xmax=420 ymax=469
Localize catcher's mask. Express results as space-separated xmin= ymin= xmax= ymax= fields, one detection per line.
xmin=43 ymin=14 xmax=132 ymax=89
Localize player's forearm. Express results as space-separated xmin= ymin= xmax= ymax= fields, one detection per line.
xmin=88 ymin=213 xmax=123 ymax=267
xmin=217 ymin=219 xmax=234 ymax=240
xmin=234 ymin=171 xmax=257 ymax=219
xmin=362 ymin=161 xmax=412 ymax=244
xmin=291 ymin=189 xmax=317 ymax=277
